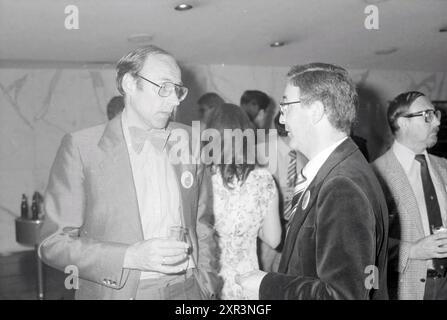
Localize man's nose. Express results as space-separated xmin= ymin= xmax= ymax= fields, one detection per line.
xmin=166 ymin=93 xmax=180 ymax=108
xmin=433 ymin=115 xmax=441 ymax=127
xmin=279 ymin=113 xmax=286 ymax=124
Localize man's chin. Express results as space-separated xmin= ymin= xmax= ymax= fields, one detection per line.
xmin=156 ymin=114 xmax=171 ymax=127
xmin=427 ymin=137 xmax=438 ymax=149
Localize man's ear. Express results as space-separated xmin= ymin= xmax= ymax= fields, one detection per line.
xmin=311 ymin=100 xmax=325 ymax=124
xmin=396 ymin=116 xmax=407 ymax=133
xmin=122 ymin=73 xmax=136 ymax=95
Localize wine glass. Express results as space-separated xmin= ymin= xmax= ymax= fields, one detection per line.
xmin=169 ymin=226 xmax=192 ymax=272
xmin=431 ymin=225 xmax=447 ymax=235
xmin=169 ymin=226 xmax=194 ymax=298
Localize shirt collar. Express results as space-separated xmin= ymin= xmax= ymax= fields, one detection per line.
xmin=302 ymin=136 xmax=348 ymax=185
xmin=392 ymin=140 xmax=428 ymax=174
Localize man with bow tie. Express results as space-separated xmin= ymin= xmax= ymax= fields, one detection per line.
xmin=38 ymin=45 xmax=221 ymax=299
xmin=237 ymin=63 xmax=389 ymax=300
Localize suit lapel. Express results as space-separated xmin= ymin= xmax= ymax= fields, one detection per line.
xmin=429 ymin=155 xmax=447 ymax=190
xmin=165 ymin=122 xmax=198 ymax=230
xmin=165 ymin=123 xmax=202 ymax=264
xmin=279 ymin=138 xmax=358 ymax=273
xmin=279 ymin=182 xmax=317 ymax=272
xmin=97 ymin=115 xmax=144 ymax=241
xmin=384 ymin=150 xmax=424 ymax=236
xmin=428 ymin=155 xmax=447 ymax=218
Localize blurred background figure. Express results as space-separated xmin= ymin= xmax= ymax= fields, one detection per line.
xmin=106 ymin=95 xmax=124 ymax=120
xmin=197 ymin=92 xmax=225 ymax=129
xmin=240 ymin=90 xmax=271 ymax=129
xmin=206 ymin=103 xmax=281 ymax=299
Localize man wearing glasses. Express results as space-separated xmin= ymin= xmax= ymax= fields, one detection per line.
xmin=237 ymin=63 xmax=389 ymax=299
xmin=39 ymin=45 xmax=220 ymax=299
xmin=373 ymin=91 xmax=447 ymax=299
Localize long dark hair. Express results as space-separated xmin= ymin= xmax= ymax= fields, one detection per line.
xmin=206 ymin=103 xmax=256 ymax=189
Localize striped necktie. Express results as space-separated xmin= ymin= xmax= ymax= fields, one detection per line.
xmin=283 ymin=151 xmax=297 ymax=220
xmin=284 ymin=170 xmax=307 ymax=222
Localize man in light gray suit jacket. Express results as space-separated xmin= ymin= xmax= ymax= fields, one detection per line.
xmin=372 ymin=91 xmax=447 ymax=300
xmin=38 ymin=45 xmax=221 ymax=299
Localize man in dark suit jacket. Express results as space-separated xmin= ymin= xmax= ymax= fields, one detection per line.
xmin=237 ymin=63 xmax=389 ymax=299
xmin=38 ymin=45 xmax=220 ymax=299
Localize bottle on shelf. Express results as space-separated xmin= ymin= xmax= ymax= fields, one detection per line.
xmin=21 ymin=194 xmax=29 ymax=220
xmin=31 ymin=192 xmax=39 ymax=220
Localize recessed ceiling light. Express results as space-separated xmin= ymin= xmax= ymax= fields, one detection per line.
xmin=374 ymin=47 xmax=399 ymax=55
xmin=270 ymin=41 xmax=285 ymax=48
xmin=127 ymin=34 xmax=153 ymax=43
xmin=175 ymin=4 xmax=193 ymax=11
xmin=363 ymin=0 xmax=390 ymax=4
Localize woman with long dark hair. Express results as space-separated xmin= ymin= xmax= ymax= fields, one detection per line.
xmin=206 ymin=103 xmax=281 ymax=299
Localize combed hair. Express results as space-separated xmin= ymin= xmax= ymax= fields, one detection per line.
xmin=287 ymin=63 xmax=358 ymax=134
xmin=387 ymin=91 xmax=425 ymax=135
xmin=116 ymin=45 xmax=172 ymax=96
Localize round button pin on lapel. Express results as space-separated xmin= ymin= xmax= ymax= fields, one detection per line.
xmin=181 ymin=170 xmax=194 ymax=189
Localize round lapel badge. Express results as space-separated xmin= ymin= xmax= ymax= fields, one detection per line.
xmin=181 ymin=170 xmax=194 ymax=189
xmin=302 ymin=190 xmax=310 ymax=210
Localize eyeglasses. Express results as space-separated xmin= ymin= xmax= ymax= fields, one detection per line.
xmin=279 ymin=100 xmax=300 ymax=115
xmin=402 ymin=109 xmax=441 ymax=123
xmin=136 ymin=74 xmax=188 ymax=102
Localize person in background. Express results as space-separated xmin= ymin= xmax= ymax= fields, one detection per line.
xmin=197 ymin=92 xmax=225 ymax=129
xmin=372 ymin=91 xmax=447 ymax=300
xmin=39 ymin=45 xmax=220 ymax=300
xmin=240 ymin=90 xmax=271 ymax=129
xmin=206 ymin=103 xmax=281 ymax=299
xmin=106 ymin=95 xmax=125 ymax=120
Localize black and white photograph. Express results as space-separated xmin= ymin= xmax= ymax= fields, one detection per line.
xmin=1 ymin=0 xmax=447 ymax=309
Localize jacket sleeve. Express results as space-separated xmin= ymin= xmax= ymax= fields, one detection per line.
xmin=371 ymin=165 xmax=409 ymax=274
xmin=194 ymin=164 xmax=222 ymax=298
xmin=38 ymin=134 xmax=130 ymax=289
xmin=260 ymin=176 xmax=377 ymax=299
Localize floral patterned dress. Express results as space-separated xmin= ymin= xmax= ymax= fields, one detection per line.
xmin=212 ymin=167 xmax=277 ymax=300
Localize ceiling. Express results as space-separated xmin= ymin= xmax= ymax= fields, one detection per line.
xmin=0 ymin=0 xmax=446 ymax=71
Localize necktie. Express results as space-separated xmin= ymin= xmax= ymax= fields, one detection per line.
xmin=284 ymin=168 xmax=307 ymax=222
xmin=415 ymin=154 xmax=447 ymax=275
xmin=128 ymin=126 xmax=170 ymax=154
xmin=283 ymin=151 xmax=297 ymax=220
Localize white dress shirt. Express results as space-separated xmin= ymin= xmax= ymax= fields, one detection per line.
xmin=393 ymin=140 xmax=447 ymax=268
xmin=122 ymin=109 xmax=182 ymax=279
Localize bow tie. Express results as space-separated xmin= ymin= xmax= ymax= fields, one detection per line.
xmin=128 ymin=126 xmax=171 ymax=154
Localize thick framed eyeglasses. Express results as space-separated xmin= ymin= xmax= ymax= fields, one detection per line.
xmin=136 ymin=74 xmax=188 ymax=102
xmin=402 ymin=109 xmax=441 ymax=123
xmin=279 ymin=100 xmax=300 ymax=115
